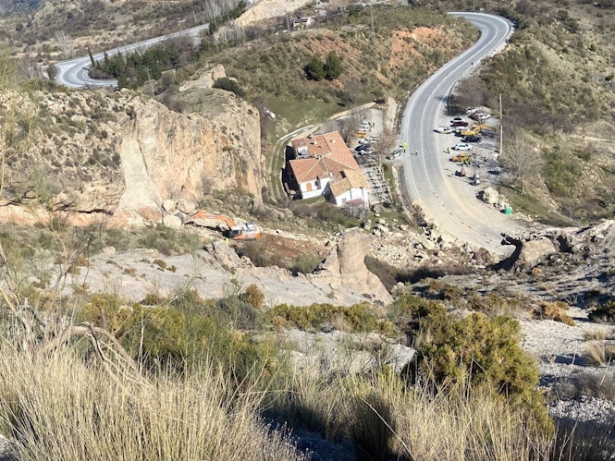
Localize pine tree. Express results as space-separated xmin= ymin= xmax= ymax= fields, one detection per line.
xmin=324 ymin=51 xmax=342 ymax=80
xmin=305 ymin=55 xmax=325 ymax=81
xmin=87 ymin=47 xmax=95 ymax=67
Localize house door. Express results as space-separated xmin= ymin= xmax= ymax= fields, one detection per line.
xmin=306 ymin=183 xmax=313 ymax=192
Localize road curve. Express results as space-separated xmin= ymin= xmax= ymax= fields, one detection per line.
xmin=54 ymin=24 xmax=209 ymax=88
xmin=400 ymin=12 xmax=523 ymax=254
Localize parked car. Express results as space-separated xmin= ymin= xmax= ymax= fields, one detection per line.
xmin=452 ymin=117 xmax=464 ymax=122
xmin=355 ymin=143 xmax=371 ymax=152
xmin=451 ymin=121 xmax=469 ymax=127
xmin=452 ymin=143 xmax=472 ymax=151
xmin=464 ymin=135 xmax=483 ymax=143
xmin=466 ymin=107 xmax=478 ymax=115
xmin=386 ymin=148 xmax=403 ymax=160
xmin=356 ymin=130 xmax=368 ymax=138
xmin=435 ymin=126 xmax=454 ymax=134
xmin=477 ymin=112 xmax=491 ymax=121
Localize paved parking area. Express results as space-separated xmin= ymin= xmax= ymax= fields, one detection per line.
xmin=433 ymin=112 xmax=504 ymax=205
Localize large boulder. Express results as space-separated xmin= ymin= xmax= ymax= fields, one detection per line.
xmin=516 ymin=238 xmax=558 ymax=268
xmin=314 ymin=228 xmax=392 ymax=304
xmin=203 ymin=240 xmax=242 ymax=270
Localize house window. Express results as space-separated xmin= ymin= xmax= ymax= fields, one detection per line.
xmin=341 ymin=198 xmax=347 ymax=205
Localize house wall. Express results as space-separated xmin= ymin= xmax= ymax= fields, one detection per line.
xmin=333 ymin=188 xmax=370 ymax=207
xmin=299 ymin=178 xmax=331 ymax=199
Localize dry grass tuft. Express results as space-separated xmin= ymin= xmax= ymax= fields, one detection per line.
xmin=582 ymin=342 xmax=615 ymax=366
xmin=583 ymin=328 xmax=611 ymax=341
xmin=271 ymin=364 xmax=554 ymax=461
xmin=0 ymin=343 xmax=305 ymax=461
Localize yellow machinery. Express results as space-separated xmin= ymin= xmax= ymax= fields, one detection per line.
xmin=184 ymin=211 xmax=262 ymax=240
xmin=451 ymin=153 xmax=470 ymax=163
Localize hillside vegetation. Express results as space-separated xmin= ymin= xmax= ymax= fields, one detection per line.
xmin=446 ymin=0 xmax=615 ymax=222
xmin=170 ymin=5 xmax=476 ymax=129
xmin=0 ymin=0 xmax=243 ymax=62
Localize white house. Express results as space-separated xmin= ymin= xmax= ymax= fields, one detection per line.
xmin=287 ymin=131 xmax=370 ymax=207
xmin=329 ymin=170 xmax=370 ymax=208
xmin=292 ymin=17 xmax=312 ymax=29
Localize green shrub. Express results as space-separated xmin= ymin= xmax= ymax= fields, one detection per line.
xmin=291 ymin=253 xmax=322 ymax=275
xmin=305 ymin=54 xmax=325 ymax=81
xmin=152 ymin=259 xmax=167 ymax=269
xmin=212 ymin=77 xmax=246 ymax=97
xmin=266 ymin=303 xmax=392 ymax=334
xmin=589 ymin=301 xmax=615 ymax=323
xmin=536 ymin=301 xmax=575 ymax=326
xmin=242 ymin=284 xmax=265 ymax=309
xmin=392 ymin=294 xmax=548 ymax=428
xmin=80 ymin=292 xmax=275 ymax=380
xmin=466 ymin=292 xmax=521 ymax=316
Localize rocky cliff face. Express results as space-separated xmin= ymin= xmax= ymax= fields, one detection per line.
xmin=0 ymin=88 xmax=263 ymax=227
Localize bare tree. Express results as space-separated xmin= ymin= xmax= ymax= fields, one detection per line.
xmin=55 ymin=30 xmax=75 ymax=59
xmin=453 ymin=76 xmax=484 ymax=110
xmin=499 ymin=131 xmax=545 ymax=193
xmin=374 ymin=126 xmax=397 ymax=165
xmin=338 ymin=110 xmax=363 ymax=143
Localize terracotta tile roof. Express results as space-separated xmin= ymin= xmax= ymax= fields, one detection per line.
xmin=329 ymin=170 xmax=371 ymax=197
xmin=289 ymin=131 xmax=360 ymax=183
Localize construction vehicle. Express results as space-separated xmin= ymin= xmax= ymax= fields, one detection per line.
xmin=184 ymin=211 xmax=262 ymax=240
xmin=459 ymin=124 xmax=489 ymax=137
xmin=459 ymin=127 xmax=480 ymax=137
xmin=451 ymin=153 xmax=470 ymax=163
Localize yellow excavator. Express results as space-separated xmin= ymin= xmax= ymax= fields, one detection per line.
xmin=184 ymin=211 xmax=262 ymax=240
xmin=459 ymin=124 xmax=489 ymax=137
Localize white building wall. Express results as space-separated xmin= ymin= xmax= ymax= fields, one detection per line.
xmin=299 ymin=178 xmax=331 ymax=199
xmin=333 ymin=188 xmax=370 ymax=207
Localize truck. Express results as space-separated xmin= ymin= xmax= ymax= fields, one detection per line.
xmin=184 ymin=211 xmax=262 ymax=240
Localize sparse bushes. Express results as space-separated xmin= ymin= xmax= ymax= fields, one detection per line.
xmin=589 ymin=301 xmax=615 ymax=323
xmin=242 ymin=283 xmax=265 ymax=309
xmin=266 ymin=303 xmax=393 ymax=334
xmin=80 ymin=292 xmax=275 ymax=378
xmin=535 ymin=301 xmax=576 ymax=326
xmin=212 ymin=77 xmax=246 ymax=97
xmin=290 ymin=253 xmax=321 ymax=275
xmin=365 ymin=256 xmax=413 ymax=291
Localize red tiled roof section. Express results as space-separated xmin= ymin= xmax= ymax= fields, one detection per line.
xmin=289 ymin=131 xmax=360 ymax=183
xmin=329 ymin=170 xmax=371 ymax=197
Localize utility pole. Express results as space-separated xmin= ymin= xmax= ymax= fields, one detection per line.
xmin=499 ymin=93 xmax=503 ymax=156
xmin=370 ymin=1 xmax=374 ymax=41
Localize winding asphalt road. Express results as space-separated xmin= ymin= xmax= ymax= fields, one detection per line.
xmin=56 ymin=11 xmax=523 ymax=253
xmin=54 ymin=24 xmax=209 ymax=88
xmin=400 ymin=12 xmax=524 ymax=254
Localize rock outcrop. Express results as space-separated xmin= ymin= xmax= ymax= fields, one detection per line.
xmin=0 ymin=88 xmax=263 ymax=227
xmin=314 ymin=228 xmax=393 ymax=304
xmin=477 ymin=186 xmax=510 ymax=211
xmin=179 ymin=64 xmax=226 ymax=92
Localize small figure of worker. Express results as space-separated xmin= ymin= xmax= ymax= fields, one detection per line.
xmin=446 ymin=147 xmax=450 ymax=153
xmin=414 ymin=150 xmax=418 ymax=156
